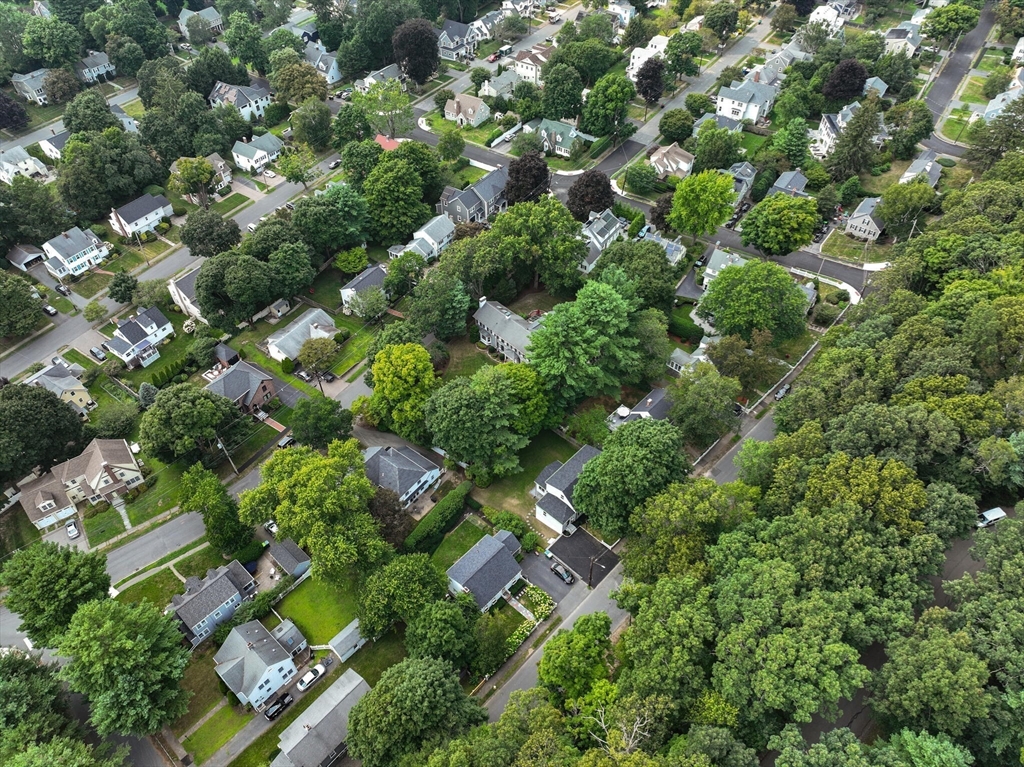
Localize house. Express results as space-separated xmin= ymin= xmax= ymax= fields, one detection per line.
xmin=811 ymin=101 xmax=888 ymax=159
xmin=798 ymin=281 xmax=817 ymax=314
xmin=204 ymin=361 xmax=277 ymax=414
xmin=111 ymin=103 xmax=138 ymax=133
xmin=469 ymin=10 xmax=506 ymax=40
xmin=304 ymin=43 xmax=342 ymax=84
xmin=268 ymin=539 xmax=311 ymax=578
xmin=208 ymin=80 xmax=271 ymax=121
xmin=808 ymin=4 xmax=845 ymax=36
xmin=863 ymin=76 xmax=888 ymax=98
xmin=523 ymin=118 xmax=596 ymax=157
xmin=580 ymin=208 xmax=629 ymax=273
xmin=900 ymin=148 xmax=942 ymax=187
xmin=215 ymin=620 xmax=307 ymax=709
xmin=42 ymin=226 xmax=110 ymax=279
xmin=725 ymin=161 xmax=756 ymax=203
xmin=213 ymin=342 xmax=240 ymax=369
xmin=473 ymin=297 xmax=542 ymax=362
xmin=513 ymin=44 xmax=554 ymax=86
xmin=884 ymin=22 xmax=922 ymax=57
xmin=643 ymin=230 xmax=686 ymax=265
xmin=480 ymin=69 xmax=521 ymax=98
xmin=607 ymin=0 xmax=637 ymax=28
xmin=387 ymin=214 xmax=456 ymax=261
xmin=232 ymin=133 xmax=284 ymax=173
xmin=445 ymin=94 xmax=491 ymax=128
xmin=75 ymin=50 xmax=115 ymax=83
xmin=6 ymin=244 xmax=45 ymax=272
xmin=109 ymin=194 xmax=173 ymax=237
xmin=170 ymin=153 xmax=232 ymax=204
xmin=763 ymin=38 xmax=812 ymax=76
xmin=828 ymin=0 xmax=857 ymax=18
xmin=178 ymin=6 xmax=224 ymax=38
xmin=684 ymin=13 xmax=704 ymax=29
xmin=39 ymin=130 xmax=71 ymax=161
xmin=168 ymin=265 xmax=205 ymax=321
xmin=355 ymin=63 xmax=404 ymax=93
xmin=668 ymin=341 xmax=711 ymax=374
xmin=105 ymin=306 xmax=174 ymax=369
xmin=534 ymin=445 xmax=601 ymax=535
xmin=627 ymin=35 xmax=669 ymax=81
xmin=649 ymin=142 xmax=694 ymax=179
xmin=340 ymin=264 xmax=387 ymax=312
xmin=769 ymin=168 xmax=809 ymax=197
xmin=25 ymin=362 xmax=94 ymax=418
xmin=269 ymin=670 xmax=370 ymax=767
xmin=329 ymin=620 xmax=367 ymax=662
xmin=502 ymin=0 xmax=537 ymax=15
xmin=436 ymin=19 xmax=476 ymax=60
xmin=266 ymin=307 xmax=338 ymax=362
xmin=984 ymin=87 xmax=1022 ymax=121
xmin=703 ymin=246 xmax=748 ymax=287
xmin=1014 ymin=36 xmax=1024 ymax=63
xmin=716 ymin=76 xmax=778 ymax=123
xmin=692 ymin=113 xmax=743 ymax=136
xmin=845 ymin=196 xmax=884 ymax=241
xmin=170 ymin=560 xmax=257 ymax=648
xmin=12 ymin=68 xmax=52 ymax=105
xmin=437 ymin=165 xmax=509 ymax=223
xmin=447 ymin=532 xmax=523 ymax=611
xmin=362 ymin=445 xmax=441 ymax=507
xmin=17 ymin=438 xmax=144 ymax=530
xmin=607 ymin=387 xmax=671 ymax=431
xmin=32 ymin=0 xmax=51 ymax=17
xmin=0 ymin=146 xmax=47 ymax=185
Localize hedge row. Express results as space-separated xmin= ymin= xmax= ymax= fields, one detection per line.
xmin=589 ymin=136 xmax=611 ymax=158
xmin=403 ymin=481 xmax=472 ymax=554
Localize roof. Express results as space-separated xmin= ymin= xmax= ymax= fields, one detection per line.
xmin=171 ymin=264 xmax=201 ymax=302
xmin=43 ymin=130 xmax=70 ymax=152
xmin=266 ymin=307 xmax=338 ymax=360
xmin=447 ymin=534 xmax=522 ymax=609
xmin=863 ymin=76 xmax=888 ymax=97
xmin=364 ymin=63 xmax=402 ymax=83
xmin=342 ymin=264 xmax=386 ymax=293
xmin=6 ymin=244 xmax=44 ymax=268
xmin=374 ymin=134 xmax=400 ymax=151
xmin=26 ymin=363 xmax=87 ymax=398
xmin=851 ymin=196 xmax=883 ymax=227
xmin=529 ymin=118 xmax=596 ymax=146
xmin=608 ymin=387 xmax=671 ymax=429
xmin=470 ymin=165 xmax=509 ymax=203
xmin=692 ymin=113 xmax=742 ymax=135
xmin=44 ymin=227 xmax=99 ymax=259
xmin=484 ymin=69 xmax=521 ymax=93
xmin=16 ymin=472 xmax=73 ymax=523
xmin=214 ymin=342 xmax=238 ymax=365
xmin=650 ymin=142 xmax=694 ymax=169
xmin=0 ymin=145 xmax=32 ymax=165
xmin=546 ymin=445 xmax=601 ymax=501
xmin=537 ymin=491 xmax=576 ymax=525
xmin=171 ymin=560 xmax=253 ymax=628
xmin=438 ymin=18 xmax=472 ymax=40
xmin=706 ymin=246 xmax=748 ymax=276
xmin=582 ymin=208 xmax=627 ymax=245
xmin=798 ymin=282 xmax=817 ymax=307
xmin=11 ymin=68 xmax=49 ymax=91
xmin=52 ymin=438 xmax=136 ymax=484
xmin=473 ymin=300 xmax=536 ymax=357
xmin=535 ymin=460 xmax=562 ymax=489
xmin=115 ymin=306 xmax=170 ymax=346
xmin=719 ymin=78 xmax=777 ymax=111
xmin=363 ymin=445 xmax=439 ymax=497
xmin=273 ymin=670 xmax=370 ymax=767
xmin=268 ymin=539 xmax=310 ymax=576
xmin=78 ymin=50 xmax=109 ymax=70
xmin=209 ymin=80 xmax=269 ymax=108
xmin=771 ymin=169 xmax=809 ymax=196
xmin=644 ymin=230 xmax=686 ymax=265
xmin=494 ymin=529 xmax=520 ymax=554
xmin=114 ymin=194 xmax=171 ymax=224
xmin=252 ymin=132 xmax=284 ymax=153
xmin=180 ymin=6 xmax=221 ymax=22
xmin=215 ymin=619 xmax=301 ymax=699
xmin=205 ymin=361 xmax=273 ymax=406
xmin=900 ymin=149 xmax=941 ymax=187
xmin=514 ymin=44 xmax=554 ymax=68
xmin=446 ymin=94 xmax=487 ymax=120
xmin=418 ymin=213 xmax=455 ymax=243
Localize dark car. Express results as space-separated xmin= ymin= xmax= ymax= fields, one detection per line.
xmin=319 ymin=371 xmax=336 ymax=383
xmin=89 ymin=346 xmax=107 ymax=361
xmin=812 ymin=233 xmax=824 ymax=243
xmin=724 ymin=219 xmax=736 ymax=229
xmin=42 ymin=304 xmax=58 ymax=316
xmin=55 ymin=283 xmax=71 ymax=296
xmin=733 ymin=403 xmax=744 ymax=415
xmin=551 ymin=562 xmax=575 ymax=584
xmin=740 ymin=202 xmax=751 ymax=213
xmin=264 ymin=694 xmax=293 ymax=720
xmin=695 ymin=258 xmax=706 ymax=267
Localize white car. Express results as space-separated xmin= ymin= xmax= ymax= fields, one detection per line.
xmin=976 ymin=508 xmax=1007 ymax=528
xmin=297 ymin=663 xmax=325 ymax=691
xmin=66 ymin=520 xmax=80 ymax=539
xmin=264 ymin=520 xmax=279 ymax=536
xmin=264 ymin=170 xmax=277 ymax=179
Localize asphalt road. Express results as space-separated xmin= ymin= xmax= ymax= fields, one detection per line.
xmin=708 ymin=410 xmax=777 ymax=484
xmin=105 ymin=511 xmax=206 ymax=584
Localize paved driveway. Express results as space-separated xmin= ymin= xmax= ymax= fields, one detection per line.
xmin=675 ymin=267 xmax=703 ymax=300
xmin=521 ymin=551 xmax=574 ymax=602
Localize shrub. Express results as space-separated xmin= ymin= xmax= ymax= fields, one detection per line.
xmin=521 ymin=531 xmax=542 ymax=554
xmin=483 ymin=507 xmax=528 ymax=538
xmin=814 ymin=302 xmax=841 ymax=326
xmin=833 ymin=289 xmax=850 ymax=303
xmin=937 ymin=157 xmax=956 ymax=168
xmin=233 ymin=539 xmax=265 ymax=564
xmin=589 ymin=136 xmax=611 ymax=158
xmin=627 ymin=215 xmax=645 ymax=239
xmin=669 ymin=313 xmax=704 ymax=344
xmin=212 ymin=575 xmax=294 ymax=644
xmin=450 ymin=156 xmax=470 ymax=172
xmin=156 ymin=222 xmax=170 ymax=234
xmin=281 ymin=358 xmax=294 ymax=374
xmin=144 ymin=475 xmax=158 ymax=489
xmin=403 ymin=481 xmax=472 ymax=553
xmin=90 ymin=224 xmax=107 ymax=238
xmin=466 ymin=494 xmax=482 ymax=511
xmin=263 ymin=102 xmax=291 ymax=127
xmin=523 ymin=584 xmax=553 ymax=620
xmin=171 ymin=204 xmax=187 ymax=217
xmin=216 ymin=186 xmax=231 ymax=196
xmin=469 ymin=324 xmax=480 ymax=343
xmin=486 ymin=128 xmax=505 ymax=146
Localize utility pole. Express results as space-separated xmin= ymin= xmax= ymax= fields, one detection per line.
xmin=216 ymin=433 xmax=239 ymax=475
xmin=588 ymin=553 xmax=607 ymax=587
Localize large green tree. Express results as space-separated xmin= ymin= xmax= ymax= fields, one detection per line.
xmin=352 ymin=78 xmax=414 ymax=138
xmin=698 ymin=260 xmax=809 ymax=340
xmin=740 ymin=193 xmax=819 ymax=256
xmin=0 ymin=384 xmax=83 ymax=483
xmin=368 ymin=343 xmax=436 ymax=443
xmin=538 ymin=612 xmax=612 ymax=706
xmin=0 ymin=272 xmax=44 ymax=338
xmin=543 ymin=63 xmax=585 ymax=119
xmin=222 ymin=11 xmax=269 ymax=73
xmin=178 ymin=463 xmax=252 ymax=556
xmin=405 ymin=595 xmax=479 ymax=670
xmin=138 ymin=383 xmax=237 ymax=461
xmin=581 ymin=72 xmax=636 ymax=143
xmin=363 ymin=157 xmax=432 ymax=245
xmin=290 ymin=397 xmax=353 ymax=449
xmin=667 ymin=361 xmax=742 ymax=447
xmin=292 ymin=185 xmax=369 ymax=263
xmin=357 ymin=554 xmax=448 ymax=637
xmin=596 ymin=240 xmax=677 ymax=314
xmin=877 ymin=180 xmax=936 ymax=239
xmin=22 ymin=15 xmax=81 ymax=67
xmin=668 ymin=170 xmax=737 ymax=241
xmin=180 ymin=208 xmax=241 ymax=258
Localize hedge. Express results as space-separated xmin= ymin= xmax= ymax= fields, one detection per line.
xmin=233 ymin=538 xmax=265 ymax=564
xmin=589 ymin=136 xmax=611 ymax=158
xmin=403 ymin=481 xmax=472 ymax=553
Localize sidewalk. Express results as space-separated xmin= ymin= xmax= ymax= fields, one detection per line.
xmin=113 ymin=541 xmax=210 ymax=592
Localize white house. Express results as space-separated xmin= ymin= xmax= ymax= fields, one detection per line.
xmin=480 ymin=69 xmax=521 ymax=98
xmin=178 ymin=6 xmax=224 ymax=39
xmin=42 ymin=227 xmax=110 ymax=279
xmin=215 ymin=620 xmax=307 ymax=709
xmin=74 ymin=50 xmax=115 ymax=83
xmin=845 ymin=197 xmax=884 ymax=241
xmin=208 ymin=80 xmax=271 ymax=121
xmin=580 ymin=208 xmax=629 ymax=273
xmin=502 ymin=0 xmax=538 ymax=15
xmin=267 ymin=307 xmax=338 ymax=362
xmin=808 ymin=4 xmax=845 ymax=36
xmin=899 ymin=148 xmax=942 ymax=188
xmin=436 ymin=19 xmax=476 ymax=60
xmin=109 ymin=194 xmax=173 ymax=237
xmin=170 ymin=561 xmax=257 ymax=648
xmin=523 ymin=118 xmax=596 ymax=157
xmin=668 ymin=340 xmax=711 ymax=374
xmin=469 ymin=9 xmax=506 ymax=40
xmin=445 ymin=94 xmax=491 ymax=128
xmin=231 ymin=133 xmax=284 ymax=172
xmin=363 ymin=445 xmax=442 ymax=507
xmin=627 ymin=35 xmax=669 ymax=81
xmin=340 ymin=264 xmax=387 ymax=312
xmin=984 ymin=86 xmax=1023 ymax=121
xmin=534 ymin=445 xmax=602 ymax=535
xmin=355 ymin=63 xmax=403 ymax=93
xmin=810 ymin=101 xmax=888 ymax=159
xmin=828 ymin=0 xmax=857 ymax=17
xmin=0 ymin=145 xmax=47 ymax=185
xmin=303 ymin=42 xmax=342 ymax=84
xmin=607 ymin=0 xmax=637 ymax=28
xmin=716 ymin=76 xmax=778 ymax=123
xmin=513 ymin=44 xmax=554 ymax=86
xmin=607 ymin=387 xmax=671 ymax=431
xmin=884 ymin=21 xmax=922 ymax=57
xmin=105 ymin=306 xmax=174 ymax=369
xmin=447 ymin=532 xmax=522 ymax=611
xmin=11 ymin=68 xmax=52 ymax=105
xmin=387 ymin=214 xmax=456 ymax=261
xmin=649 ymin=142 xmax=694 ymax=179
xmin=168 ymin=265 xmax=205 ymax=322
xmin=1014 ymin=36 xmax=1024 ymax=64
xmin=474 ymin=297 xmax=543 ymax=362
xmin=702 ymin=246 xmax=748 ymax=287
xmin=39 ymin=129 xmax=71 ymax=161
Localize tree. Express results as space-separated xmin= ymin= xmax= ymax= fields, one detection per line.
xmin=270 ymin=62 xmax=328 ymax=105
xmin=138 ymin=384 xmax=237 ymax=461
xmin=405 ymin=596 xmax=478 ymax=669
xmin=42 ymin=69 xmax=80 ymax=105
xmin=622 ymin=14 xmax=657 ymax=48
xmin=367 ymin=487 xmax=412 ymax=547
xmin=664 ymin=30 xmax=701 ymax=81
xmin=358 ymin=554 xmax=448 ymax=636
xmin=186 ymin=13 xmax=213 ymax=43
xmin=741 ymin=193 xmax=819 ymax=256
xmin=267 ymin=242 xmax=314 ymax=301
xmin=384 ymin=251 xmax=425 ymax=299
xmin=624 ymin=162 xmax=657 ymax=195
xmin=62 ymin=90 xmax=118 ymax=135
xmin=353 ymin=78 xmax=414 ymax=138
xmin=598 ymin=240 xmax=676 ymax=314
xmin=104 ymin=271 xmax=137 ymax=305
xmin=0 ymin=272 xmax=44 ymax=338
xmin=667 ymin=361 xmax=742 ymax=446
xmin=922 ymin=3 xmax=980 ymax=47
xmin=82 ymin=300 xmax=105 ymax=322
xmin=178 ymin=464 xmax=252 ymax=555
xmin=138 ymin=382 xmax=158 ymax=410
xmin=298 ymin=337 xmax=338 ymax=381
xmin=579 ymin=12 xmax=615 ymax=43
xmin=543 ymin=63 xmax=584 ymax=120
xmin=692 ymin=120 xmax=742 ymax=173
xmin=877 ymin=180 xmax=936 ymax=239
xmin=290 ymin=98 xmax=332 ymax=150
xmin=772 ymin=2 xmax=797 ymax=33
xmin=348 ymin=657 xmax=487 ymax=767
xmin=276 ymin=144 xmax=318 ymax=188
xmin=875 ymin=730 xmax=976 ymax=767
xmin=291 ymin=397 xmax=353 ymax=450
xmin=391 ymin=18 xmax=438 ymax=84
xmin=349 ymin=286 xmax=388 ymax=320
xmin=686 ymin=93 xmax=715 ymax=118
xmin=0 ymin=91 xmax=28 ymax=131
xmin=659 ymin=108 xmax=694 ymax=143
xmin=582 ymin=73 xmax=636 ymax=143
xmin=705 ymin=1 xmax=738 ymax=40
xmin=771 ymin=116 xmax=810 ymax=166
xmin=341 ymin=138 xmax=384 ymax=190
xmin=538 ymin=612 xmax=612 ymax=705
xmin=505 ymin=150 xmax=550 ymax=204
xmin=885 ymin=99 xmax=934 ymax=160
xmin=335 ymin=247 xmax=369 ymax=276
xmin=635 ymin=58 xmax=666 ymax=117
xmin=57 ymin=600 xmax=189 ymax=736
xmin=223 ymin=11 xmax=269 ymax=73
xmin=545 ymin=38 xmax=619 ymax=87
xmin=292 ymin=185 xmax=369 ymax=262
xmin=668 ymin=170 xmax=736 ymax=241
xmin=823 ymin=59 xmax=868 ymax=103
xmin=363 ymin=158 xmax=431 ymax=244
xmin=407 ymin=268 xmax=472 ymax=342
xmin=698 ymin=259 xmax=808 ymax=340
xmin=827 ymin=95 xmax=881 ymax=180
xmin=133 ymin=279 xmax=170 ymax=308
xmin=179 ymin=209 xmax=241 ymax=261
xmin=0 ymin=384 xmax=83 ymax=483
xmin=368 ymin=343 xmax=436 ymax=443
xmin=436 ymin=127 xmax=465 ymax=162
xmin=22 ymin=16 xmax=81 ymax=67
xmin=1 ymin=542 xmax=109 ymax=647
xmin=566 ymin=169 xmax=614 ymax=222
xmin=333 ymin=104 xmax=373 ymax=148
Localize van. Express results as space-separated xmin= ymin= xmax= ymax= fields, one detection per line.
xmin=498 ymin=44 xmax=513 ymax=58
xmin=976 ymin=507 xmax=1007 ymax=528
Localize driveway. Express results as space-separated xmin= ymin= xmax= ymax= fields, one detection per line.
xmin=548 ymin=528 xmax=620 ymax=587
xmin=675 ymin=266 xmax=703 ymax=301
xmin=521 ymin=551 xmax=574 ymax=602
xmin=44 ymin=519 xmax=89 ymax=552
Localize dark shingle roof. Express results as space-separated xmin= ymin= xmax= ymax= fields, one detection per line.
xmin=342 ymin=264 xmax=386 ymax=293
xmin=273 ymin=670 xmax=369 ymax=767
xmin=546 ymin=445 xmax=601 ymax=501
xmin=535 ymin=460 xmax=562 ymax=489
xmin=204 ymin=361 xmax=272 ymax=407
xmin=215 ymin=619 xmax=299 ymax=699
xmin=268 ymin=539 xmax=310 ymax=576
xmin=537 ymin=492 xmax=575 ymax=525
xmin=171 ymin=560 xmax=252 ymax=628
xmin=447 ymin=534 xmax=522 ymax=609
xmin=173 ymin=265 xmax=201 ymax=301
xmin=363 ymin=446 xmax=438 ymax=497
xmin=115 ymin=194 xmax=171 ymax=224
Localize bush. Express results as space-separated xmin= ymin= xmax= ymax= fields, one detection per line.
xmin=334 ymin=328 xmax=352 ymax=343
xmin=144 ymin=475 xmax=158 ymax=489
xmin=90 ymin=224 xmax=107 ymax=238
xmin=466 ymin=494 xmax=482 ymax=512
xmin=521 ymin=531 xmax=542 ymax=554
xmin=589 ymin=136 xmax=611 ymax=158
xmin=814 ymin=302 xmax=841 ymax=326
xmin=216 ymin=186 xmax=231 ymax=196
xmin=403 ymin=481 xmax=472 ymax=553
xmin=212 ymin=575 xmax=294 ymax=644
xmin=627 ymin=215 xmax=645 ymax=239
xmin=482 ymin=507 xmax=528 ymax=537
xmin=937 ymin=157 xmax=956 ymax=168
xmin=156 ymin=222 xmax=170 ymax=234
xmin=469 ymin=324 xmax=480 ymax=343
xmin=263 ymin=102 xmax=291 ymax=127
xmin=486 ymin=128 xmax=505 ymax=146
xmin=233 ymin=539 xmax=265 ymax=564
xmin=171 ymin=204 xmax=187 ymax=217
xmin=669 ymin=313 xmax=704 ymax=344
xmin=281 ymin=358 xmax=295 ymax=374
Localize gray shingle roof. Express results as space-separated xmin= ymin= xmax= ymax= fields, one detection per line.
xmin=609 ymin=387 xmax=671 ymax=429
xmin=901 ymin=149 xmax=941 ymax=187
xmin=172 ymin=265 xmax=200 ymax=301
xmin=6 ymin=244 xmax=44 ymax=269
xmin=115 ymin=194 xmax=171 ymax=225
xmin=363 ymin=446 xmax=438 ymax=497
xmin=546 ymin=445 xmax=601 ymax=501
xmin=78 ymin=50 xmax=109 ymax=69
xmin=45 ymin=130 xmax=70 ymax=152
xmin=494 ymin=529 xmax=519 ymax=554
xmin=852 ymin=196 xmax=883 ymax=227
xmin=26 ymin=363 xmax=86 ymax=397
xmin=215 ymin=619 xmax=301 ymax=699
xmin=692 ymin=113 xmax=741 ymax=136
xmin=447 ymin=534 xmax=522 ymax=609
xmin=537 ymin=491 xmax=575 ymax=525
xmin=342 ymin=264 xmax=386 ymax=293
xmin=268 ymin=539 xmax=310 ymax=576
xmin=771 ymin=169 xmax=809 ymax=196
xmin=204 ymin=361 xmax=273 ymax=407
xmin=44 ymin=227 xmax=99 ymax=259
xmin=266 ymin=307 xmax=337 ymax=361
xmin=273 ymin=670 xmax=370 ymax=767
xmin=719 ymin=79 xmax=778 ymax=111
xmin=535 ymin=460 xmax=562 ymax=489
xmin=214 ymin=342 xmax=239 ymax=365
xmin=473 ymin=300 xmax=536 ymax=358
xmin=418 ymin=213 xmax=455 ymax=243
xmin=171 ymin=560 xmax=253 ymax=629
xmin=209 ymin=80 xmax=269 ymax=109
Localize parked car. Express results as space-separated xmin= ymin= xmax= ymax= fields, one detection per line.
xmin=695 ymin=257 xmax=705 ymax=268
xmin=812 ymin=232 xmax=824 ymax=243
xmin=636 ymin=224 xmax=650 ymax=239
xmin=89 ymin=346 xmax=106 ymax=361
xmin=247 ymin=222 xmax=258 ymax=233
xmin=264 ymin=170 xmax=277 ymax=179
xmin=264 ymin=694 xmax=293 ymax=720
xmin=774 ymin=383 xmax=791 ymax=401
xmin=55 ymin=283 xmax=71 ymax=296
xmin=264 ymin=520 xmax=279 ymax=536
xmin=319 ymin=371 xmax=336 ymax=382
xmin=328 ymin=159 xmax=341 ymax=169
xmin=550 ymin=562 xmax=575 ymax=584
xmin=740 ymin=202 xmax=751 ymax=212
xmin=976 ymin=508 xmax=1007 ymax=528
xmin=42 ymin=304 xmax=57 ymax=316
xmin=296 ymin=370 xmax=314 ymax=382
xmin=276 ymin=436 xmax=296 ymax=449
xmin=284 ymin=201 xmax=295 ymax=210
xmin=488 ymin=52 xmax=500 ymax=62
xmin=545 ymin=36 xmax=554 ymax=42
xmin=66 ymin=520 xmax=80 ymax=539
xmin=51 ymin=356 xmax=64 ymax=366
xmin=724 ymin=219 xmax=736 ymax=229
xmin=297 ymin=664 xmax=326 ymax=692
xmin=733 ymin=403 xmax=744 ymax=415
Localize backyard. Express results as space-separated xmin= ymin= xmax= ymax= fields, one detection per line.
xmin=442 ymin=338 xmax=495 ymax=381
xmin=119 ymin=309 xmax=193 ymax=389
xmin=470 ymin=430 xmax=577 ymax=520
xmin=431 ymin=517 xmax=489 ymax=571
xmin=276 ymin=576 xmax=358 ymax=645
xmin=171 ymin=644 xmax=223 ymax=738
xmin=181 ymin=702 xmax=251 ymax=765
xmin=858 ymin=159 xmax=912 ymax=195
xmin=508 ymin=290 xmax=564 ymax=317
xmin=125 ymin=455 xmax=185 ymax=526
xmin=114 ymin=567 xmax=184 ymax=606
xmin=0 ymin=505 xmax=40 ymax=559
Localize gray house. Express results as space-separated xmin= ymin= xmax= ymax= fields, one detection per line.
xmin=725 ymin=162 xmax=756 ymax=204
xmin=607 ymin=387 xmax=671 ymax=431
xmin=534 ymin=445 xmax=602 ymax=535
xmin=447 ymin=532 xmax=523 ymax=611
xmin=437 ymin=166 xmax=509 ymax=223
xmin=267 ymin=308 xmax=338 ymax=362
xmin=270 ymin=670 xmax=370 ymax=767
xmin=845 ymin=197 xmax=884 ymax=241
xmin=769 ymin=169 xmax=809 ymax=198
xmin=268 ymin=539 xmax=312 ymax=577
xmin=12 ymin=68 xmax=52 ymax=105
xmin=204 ymin=361 xmax=276 ymax=415
xmin=362 ymin=446 xmax=441 ymax=507
xmin=580 ymin=208 xmax=629 ymax=273
xmin=899 ymin=149 xmax=942 ymax=188
xmin=214 ymin=619 xmax=307 ymax=709
xmin=435 ymin=19 xmax=476 ymax=60
xmin=340 ymin=264 xmax=387 ymax=313
xmin=473 ymin=298 xmax=542 ymax=363
xmin=169 ymin=560 xmax=256 ymax=648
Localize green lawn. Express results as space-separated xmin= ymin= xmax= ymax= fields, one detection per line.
xmin=739 ymin=132 xmax=768 ymax=156
xmin=940 ymin=107 xmax=977 ymax=143
xmin=507 ymin=291 xmax=565 ymax=317
xmin=115 ymin=567 xmax=184 ymax=606
xmin=959 ymin=76 xmax=989 ymax=105
xmin=452 ymin=164 xmax=486 ymax=189
xmin=277 ymin=576 xmax=358 ymax=645
xmin=0 ymin=504 xmax=41 ymax=560
xmin=330 ymin=325 xmax=379 ymax=377
xmin=442 ymin=338 xmax=495 ymax=381
xmin=172 ymin=644 xmax=224 ymax=738
xmin=175 ymin=546 xmax=227 ymax=579
xmin=431 ymin=518 xmax=488 ymax=571
xmin=181 ymin=702 xmax=251 ymax=765
xmin=546 ymin=154 xmax=590 ymax=172
xmin=218 ymin=421 xmax=278 ymax=478
xmin=72 ymin=271 xmax=113 ymax=299
xmin=308 ymin=267 xmax=350 ymax=310
xmin=977 ymin=53 xmax=1007 ymax=73
xmin=820 ymin=230 xmax=892 ymax=263
xmin=485 ymin=600 xmax=527 ymax=646
xmin=105 ymin=248 xmax=145 ymax=274
xmin=471 ymin=430 xmax=577 ymax=520
xmin=859 ymin=159 xmax=912 ymax=195
xmin=61 ymin=348 xmax=96 ymax=369
xmin=51 ymin=297 xmax=77 ymax=315
xmin=83 ymin=507 xmax=126 ymax=546
xmin=120 ymin=310 xmax=193 ymax=388
xmin=210 ymin=192 xmax=250 ymax=216
xmin=774 ymin=328 xmax=816 ymax=360
xmin=120 ymin=98 xmax=145 ymax=118
xmin=425 ymin=110 xmax=496 ymax=147
xmin=347 ymin=626 xmax=407 ymax=685
xmin=125 ymin=456 xmax=185 ymax=526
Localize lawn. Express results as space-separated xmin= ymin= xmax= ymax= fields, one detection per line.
xmin=959 ymin=76 xmax=989 ymax=105
xmin=276 ymin=576 xmax=358 ymax=645
xmin=181 ymin=702 xmax=251 ymax=765
xmin=330 ymin=325 xmax=379 ymax=377
xmin=471 ymin=430 xmax=577 ymax=520
xmin=210 ymin=192 xmax=250 ymax=216
xmin=115 ymin=567 xmax=184 ymax=606
xmin=237 ymin=342 xmax=320 ymax=398
xmin=940 ymin=107 xmax=977 ymax=143
xmin=176 ymin=546 xmax=227 ymax=579
xmin=62 ymin=348 xmax=96 ymax=369
xmin=859 ymin=159 xmax=912 ymax=195
xmin=425 ymin=111 xmax=496 ymax=147
xmin=72 ymin=270 xmax=113 ymax=299
xmin=820 ymin=230 xmax=892 ymax=263
xmin=2 ymin=87 xmax=65 ymax=131
xmin=485 ymin=601 xmax=527 ymax=646
xmin=452 ymin=164 xmax=486 ymax=189
xmin=739 ymin=132 xmax=768 ymax=156
xmin=308 ymin=267 xmax=350 ymax=310
xmin=431 ymin=518 xmax=488 ymax=571
xmin=977 ymin=53 xmax=1007 ymax=73
xmin=774 ymin=328 xmax=816 ymax=360
xmin=546 ymin=154 xmax=590 ymax=172
xmin=125 ymin=456 xmax=185 ymax=526
xmin=172 ymin=645 xmax=224 ymax=738
xmin=120 ymin=98 xmax=145 ymax=118
xmin=51 ymin=296 xmax=77 ymax=315
xmin=120 ymin=310 xmax=193 ymax=388
xmin=442 ymin=337 xmax=495 ymax=381
xmin=347 ymin=626 xmax=407 ymax=685
xmin=939 ymin=165 xmax=975 ymax=192
xmin=105 ymin=248 xmax=145 ymax=274
xmin=218 ymin=421 xmax=278 ymax=478
xmin=508 ymin=290 xmax=565 ymax=317
xmin=83 ymin=506 xmax=126 ymax=546
xmin=0 ymin=504 xmax=40 ymax=560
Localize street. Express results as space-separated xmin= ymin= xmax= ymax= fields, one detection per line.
xmin=708 ymin=410 xmax=777 ymax=484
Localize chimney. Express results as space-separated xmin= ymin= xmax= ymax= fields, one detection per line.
xmin=646 ymin=398 xmax=652 ymax=406
xmin=478 ymin=295 xmax=488 ymax=308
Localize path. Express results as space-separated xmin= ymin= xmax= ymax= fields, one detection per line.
xmin=114 ymin=541 xmax=210 ymax=591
